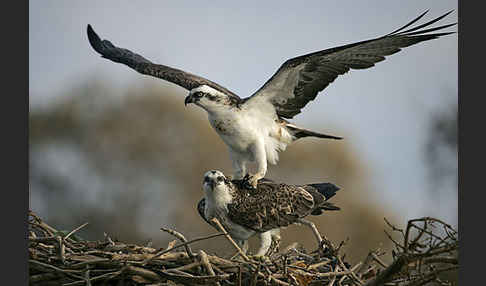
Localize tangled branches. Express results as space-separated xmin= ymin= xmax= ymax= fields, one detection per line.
xmin=363 ymin=217 xmax=458 ymax=286
xmin=28 ymin=211 xmax=457 ymax=285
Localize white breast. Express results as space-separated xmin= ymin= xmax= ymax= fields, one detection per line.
xmin=208 ymin=103 xmax=294 ymax=164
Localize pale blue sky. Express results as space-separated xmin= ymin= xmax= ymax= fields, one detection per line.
xmin=29 ymin=1 xmax=458 ymax=223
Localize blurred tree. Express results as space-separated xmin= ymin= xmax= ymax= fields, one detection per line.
xmin=29 ymin=78 xmax=401 ymax=264
xmin=423 ymin=97 xmax=457 ymax=225
xmin=424 ymin=101 xmax=457 ymax=188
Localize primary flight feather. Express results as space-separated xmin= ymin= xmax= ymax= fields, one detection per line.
xmin=87 ymin=10 xmax=456 ymax=187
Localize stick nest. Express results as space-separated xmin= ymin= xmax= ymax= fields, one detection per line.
xmin=28 ymin=210 xmax=458 ymax=286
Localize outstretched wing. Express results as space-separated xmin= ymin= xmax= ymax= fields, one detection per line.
xmin=244 ymin=10 xmax=456 ymax=118
xmin=86 ymin=24 xmax=240 ymax=99
xmin=227 ymin=181 xmax=316 ymax=232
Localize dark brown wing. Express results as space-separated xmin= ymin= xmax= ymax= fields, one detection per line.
xmin=244 ymin=10 xmax=456 ymax=118
xmin=87 ymin=24 xmax=241 ymax=101
xmin=227 ymin=181 xmax=316 ymax=232
xmin=197 ymin=199 xmax=211 ymax=225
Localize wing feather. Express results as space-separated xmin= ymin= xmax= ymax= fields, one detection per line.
xmin=244 ymin=11 xmax=456 ymax=119
xmin=197 ymin=199 xmax=211 ymax=225
xmin=86 ymin=24 xmax=241 ymax=100
xmin=227 ymin=181 xmax=316 ymax=232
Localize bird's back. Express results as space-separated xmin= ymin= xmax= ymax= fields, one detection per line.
xmin=227 ymin=179 xmax=339 ymax=232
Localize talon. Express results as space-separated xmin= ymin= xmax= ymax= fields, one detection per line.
xmin=250 ymin=179 xmax=258 ymax=189
xmin=242 ymin=174 xmax=258 ymax=190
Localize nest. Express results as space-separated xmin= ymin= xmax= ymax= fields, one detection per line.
xmin=28 ymin=210 xmax=458 ymax=286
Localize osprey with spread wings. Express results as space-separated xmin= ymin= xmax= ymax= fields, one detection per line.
xmin=87 ymin=11 xmax=455 ymax=187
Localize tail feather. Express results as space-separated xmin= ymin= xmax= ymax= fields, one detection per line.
xmin=309 ymin=183 xmax=340 ymax=200
xmin=304 ymin=183 xmax=341 ymax=215
xmin=286 ymin=125 xmax=342 ymax=140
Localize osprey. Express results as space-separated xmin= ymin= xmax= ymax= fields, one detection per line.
xmin=197 ymin=170 xmax=340 ymax=256
xmin=87 ymin=11 xmax=456 ymax=187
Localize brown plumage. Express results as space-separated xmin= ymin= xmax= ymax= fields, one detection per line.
xmin=197 ymin=170 xmax=340 ymax=256
xmin=86 ymin=24 xmax=240 ymax=102
xmin=227 ymin=178 xmax=340 ymax=232
xmin=198 ymin=174 xmax=340 ymax=234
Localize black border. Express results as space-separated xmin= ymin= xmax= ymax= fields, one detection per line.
xmin=5 ymin=0 xmax=28 ymax=284
xmin=458 ymin=0 xmax=476 ymax=285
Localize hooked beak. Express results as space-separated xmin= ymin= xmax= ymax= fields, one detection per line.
xmin=205 ymin=180 xmax=216 ymax=189
xmin=184 ymin=95 xmax=192 ymax=107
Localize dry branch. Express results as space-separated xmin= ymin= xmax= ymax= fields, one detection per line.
xmin=28 ymin=211 xmax=458 ymax=286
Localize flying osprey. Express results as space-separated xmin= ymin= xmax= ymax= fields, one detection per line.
xmin=197 ymin=170 xmax=340 ymax=257
xmin=87 ymin=11 xmax=456 ymax=187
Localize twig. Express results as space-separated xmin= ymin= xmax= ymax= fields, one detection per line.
xmin=160 ymin=227 xmax=195 ymax=258
xmin=316 ymin=269 xmax=359 ymax=278
xmin=423 ymin=256 xmax=458 ymax=265
xmin=167 ymin=261 xmax=201 ymax=272
xmin=29 ymin=259 xmax=84 ymax=280
xmin=198 ymin=250 xmax=221 ymax=286
xmin=363 ymin=254 xmax=409 ymax=286
xmin=84 ymin=266 xmax=91 ymax=286
xmin=57 ymin=236 xmax=66 ymax=265
xmin=308 ymin=259 xmax=331 ymax=270
xmin=270 ymin=275 xmax=291 ymax=286
xmin=62 ymin=270 xmax=122 ymax=286
xmin=384 ymin=229 xmax=405 ymax=250
xmin=158 ymin=270 xmax=232 ymax=284
xmin=371 ymin=252 xmax=388 ymax=269
xmin=210 ymin=218 xmax=250 ymax=261
xmin=103 ymin=232 xmax=115 ymax=246
xmin=64 ymin=222 xmax=89 ymax=241
xmin=401 ymin=265 xmax=458 ymax=286
xmin=141 ymin=232 xmax=225 ymax=265
xmin=298 ymin=218 xmax=324 ymax=248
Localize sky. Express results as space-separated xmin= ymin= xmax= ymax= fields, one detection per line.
xmin=29 ymin=1 xmax=458 ymax=224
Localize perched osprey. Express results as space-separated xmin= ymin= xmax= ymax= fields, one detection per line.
xmin=87 ymin=11 xmax=455 ymax=187
xmin=197 ymin=170 xmax=341 ymax=256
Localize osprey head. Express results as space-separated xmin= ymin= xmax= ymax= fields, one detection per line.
xmin=203 ymin=170 xmax=228 ymax=190
xmin=185 ymin=85 xmax=232 ymax=111
xmin=202 ymin=170 xmax=233 ymax=207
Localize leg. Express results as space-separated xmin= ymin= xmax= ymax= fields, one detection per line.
xmin=230 ymin=151 xmax=247 ymax=180
xmin=270 ymin=228 xmax=281 ymax=242
xmin=266 ymin=228 xmax=281 ymax=256
xmin=255 ymin=231 xmax=273 ymax=257
xmin=248 ymin=141 xmax=267 ymax=188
